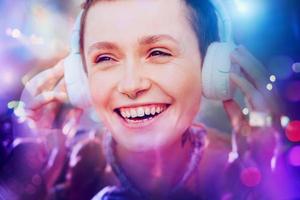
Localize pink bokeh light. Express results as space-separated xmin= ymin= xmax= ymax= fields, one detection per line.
xmin=240 ymin=167 xmax=262 ymax=187
xmin=288 ymin=146 xmax=300 ymax=167
xmin=285 ymin=120 xmax=300 ymax=142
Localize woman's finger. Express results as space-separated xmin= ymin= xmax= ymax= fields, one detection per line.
xmin=26 ymin=91 xmax=68 ymax=111
xmin=27 ymin=101 xmax=62 ymax=129
xmin=230 ymin=47 xmax=281 ymax=116
xmin=223 ymin=99 xmax=251 ymax=136
xmin=53 ymin=77 xmax=67 ymax=94
xmin=230 ymin=73 xmax=268 ymax=112
xmin=223 ymin=100 xmax=244 ymax=130
xmin=24 ymin=60 xmax=65 ymax=96
xmin=230 ymin=46 xmax=269 ymax=92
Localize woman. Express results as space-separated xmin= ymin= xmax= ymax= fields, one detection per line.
xmin=21 ymin=0 xmax=288 ymax=199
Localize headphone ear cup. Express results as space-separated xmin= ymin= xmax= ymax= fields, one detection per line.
xmin=64 ymin=11 xmax=92 ymax=109
xmin=202 ymin=42 xmax=236 ymax=101
xmin=64 ymin=54 xmax=92 ymax=109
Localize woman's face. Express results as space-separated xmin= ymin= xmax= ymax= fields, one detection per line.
xmin=84 ymin=0 xmax=202 ymax=151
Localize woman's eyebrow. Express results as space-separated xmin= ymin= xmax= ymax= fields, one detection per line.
xmin=87 ymin=42 xmax=119 ymax=55
xmin=139 ymin=34 xmax=179 ymax=46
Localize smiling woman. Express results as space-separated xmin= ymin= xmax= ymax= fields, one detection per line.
xmin=83 ymin=0 xmax=203 ymax=153
xmin=17 ymin=0 xmax=296 ymax=200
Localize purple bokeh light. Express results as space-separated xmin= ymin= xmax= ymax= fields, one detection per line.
xmin=288 ymin=146 xmax=300 ymax=167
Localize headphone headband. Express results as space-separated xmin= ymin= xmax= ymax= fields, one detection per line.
xmin=64 ymin=11 xmax=91 ymax=108
xmin=70 ymin=10 xmax=83 ymax=54
xmin=210 ymin=0 xmax=233 ymax=42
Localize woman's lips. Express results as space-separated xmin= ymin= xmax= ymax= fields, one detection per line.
xmin=114 ymin=103 xmax=170 ymax=128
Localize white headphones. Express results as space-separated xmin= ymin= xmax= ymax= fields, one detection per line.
xmin=64 ymin=0 xmax=237 ymax=109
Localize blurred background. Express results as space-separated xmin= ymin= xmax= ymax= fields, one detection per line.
xmin=0 ymin=0 xmax=299 ymax=197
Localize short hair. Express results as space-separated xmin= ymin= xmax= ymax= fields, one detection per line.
xmin=79 ymin=0 xmax=219 ymax=65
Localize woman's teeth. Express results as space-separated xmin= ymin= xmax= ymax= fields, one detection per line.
xmin=119 ymin=105 xmax=167 ymax=119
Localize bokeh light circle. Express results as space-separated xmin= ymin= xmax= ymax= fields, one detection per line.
xmin=288 ymin=146 xmax=300 ymax=167
xmin=285 ymin=120 xmax=300 ymax=142
xmin=292 ymin=63 xmax=300 ymax=73
xmin=240 ymin=167 xmax=262 ymax=187
xmin=269 ymin=75 xmax=276 ymax=82
xmin=280 ymin=115 xmax=290 ymax=128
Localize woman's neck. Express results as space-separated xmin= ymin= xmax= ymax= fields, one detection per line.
xmin=115 ymin=135 xmax=193 ymax=197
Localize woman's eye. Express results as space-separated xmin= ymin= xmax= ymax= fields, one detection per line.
xmin=95 ymin=56 xmax=115 ymax=63
xmin=149 ymin=50 xmax=172 ymax=57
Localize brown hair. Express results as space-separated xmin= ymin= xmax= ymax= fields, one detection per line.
xmin=79 ymin=0 xmax=219 ymax=67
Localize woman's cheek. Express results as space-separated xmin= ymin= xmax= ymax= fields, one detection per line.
xmin=89 ymin=73 xmax=113 ymax=111
xmin=89 ymin=74 xmax=116 ymax=127
xmin=170 ymin=63 xmax=202 ymax=115
xmin=155 ymin=62 xmax=201 ymax=99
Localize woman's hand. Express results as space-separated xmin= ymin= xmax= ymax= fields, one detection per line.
xmin=224 ymin=46 xmax=280 ymax=132
xmin=223 ymin=46 xmax=279 ymax=163
xmin=20 ymin=59 xmax=82 ymax=133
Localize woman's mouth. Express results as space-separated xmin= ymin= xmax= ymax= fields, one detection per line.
xmin=114 ymin=104 xmax=170 ymax=125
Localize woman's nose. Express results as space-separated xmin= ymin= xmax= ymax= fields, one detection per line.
xmin=117 ymin=66 xmax=151 ymax=99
